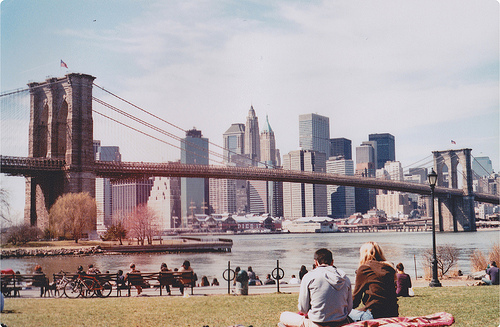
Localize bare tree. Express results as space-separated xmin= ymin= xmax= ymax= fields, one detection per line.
xmin=49 ymin=192 xmax=97 ymax=243
xmin=125 ymin=204 xmax=159 ymax=245
xmin=6 ymin=224 xmax=41 ymax=245
xmin=422 ymin=244 xmax=459 ymax=277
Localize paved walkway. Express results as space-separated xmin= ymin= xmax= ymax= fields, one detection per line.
xmin=4 ymin=277 xmax=473 ymax=299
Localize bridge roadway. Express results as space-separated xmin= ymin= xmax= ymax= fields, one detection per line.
xmin=1 ymin=155 xmax=498 ymax=205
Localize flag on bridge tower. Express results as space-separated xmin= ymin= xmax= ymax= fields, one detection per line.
xmin=60 ymin=60 xmax=68 ymax=69
xmin=451 ymin=140 xmax=456 ymax=145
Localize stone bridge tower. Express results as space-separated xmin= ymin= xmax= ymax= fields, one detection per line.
xmin=433 ymin=148 xmax=476 ymax=232
xmin=25 ymin=73 xmax=96 ymax=229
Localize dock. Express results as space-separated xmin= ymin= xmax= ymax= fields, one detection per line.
xmin=101 ymin=237 xmax=232 ymax=253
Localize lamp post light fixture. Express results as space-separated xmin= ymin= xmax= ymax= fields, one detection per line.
xmin=428 ymin=168 xmax=442 ymax=287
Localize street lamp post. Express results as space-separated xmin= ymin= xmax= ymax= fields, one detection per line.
xmin=428 ymin=168 xmax=442 ymax=287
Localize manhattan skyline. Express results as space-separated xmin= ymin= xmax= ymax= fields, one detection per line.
xmin=1 ymin=0 xmax=498 ymax=223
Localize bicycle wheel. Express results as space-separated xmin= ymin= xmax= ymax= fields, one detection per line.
xmin=63 ymin=280 xmax=82 ymax=298
xmin=81 ymin=279 xmax=96 ymax=298
xmin=56 ymin=278 xmax=68 ymax=297
xmin=99 ymin=281 xmax=112 ymax=297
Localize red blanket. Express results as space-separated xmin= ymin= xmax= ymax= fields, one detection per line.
xmin=344 ymin=312 xmax=454 ymax=327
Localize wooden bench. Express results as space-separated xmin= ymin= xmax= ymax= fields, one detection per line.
xmin=125 ymin=271 xmax=196 ymax=296
xmin=53 ymin=272 xmax=120 ymax=297
xmin=1 ymin=273 xmax=49 ymax=297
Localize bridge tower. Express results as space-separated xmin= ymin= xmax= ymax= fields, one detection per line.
xmin=433 ymin=148 xmax=476 ymax=232
xmin=25 ymin=73 xmax=96 ymax=229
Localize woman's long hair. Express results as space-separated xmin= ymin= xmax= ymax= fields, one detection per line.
xmin=358 ymin=241 xmax=388 ymax=266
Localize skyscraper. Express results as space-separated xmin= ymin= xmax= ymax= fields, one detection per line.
xmin=181 ymin=128 xmax=209 ymax=227
xmin=283 ymin=150 xmax=327 ymax=218
xmin=94 ymin=140 xmax=121 ymax=232
xmin=299 ymin=113 xmax=330 ymax=157
xmin=244 ymin=106 xmax=260 ymax=166
xmin=369 ymin=133 xmax=395 ymax=169
xmin=326 ymin=157 xmax=355 ymax=218
xmin=223 ymin=123 xmax=245 ymax=163
xmin=148 ymin=176 xmax=181 ymax=230
xmin=260 ymin=115 xmax=277 ymax=167
xmin=329 ymin=138 xmax=352 ymax=160
xmin=355 ymin=141 xmax=377 ymax=214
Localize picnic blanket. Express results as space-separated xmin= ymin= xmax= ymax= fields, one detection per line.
xmin=344 ymin=312 xmax=454 ymax=327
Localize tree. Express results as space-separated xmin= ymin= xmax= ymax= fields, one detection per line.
xmin=125 ymin=204 xmax=159 ymax=245
xmin=103 ymin=221 xmax=128 ymax=245
xmin=422 ymin=244 xmax=459 ymax=277
xmin=5 ymin=224 xmax=41 ymax=245
xmin=49 ymin=192 xmax=97 ymax=243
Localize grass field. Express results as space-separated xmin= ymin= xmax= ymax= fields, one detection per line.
xmin=1 ymin=286 xmax=498 ymax=327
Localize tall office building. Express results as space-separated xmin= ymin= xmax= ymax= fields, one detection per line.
xmin=283 ymin=150 xmax=327 ymax=218
xmin=244 ymin=106 xmax=260 ymax=166
xmin=326 ymin=157 xmax=355 ymax=218
xmin=356 ymin=141 xmax=377 ymax=177
xmin=472 ymin=156 xmax=493 ymax=177
xmin=260 ymin=115 xmax=278 ymax=167
xmin=355 ymin=141 xmax=377 ymax=214
xmin=148 ymin=176 xmax=181 ymax=230
xmin=112 ymin=178 xmax=154 ymax=217
xmin=223 ymin=123 xmax=245 ymax=163
xmin=299 ymin=113 xmax=330 ymax=157
xmin=209 ymin=178 xmax=236 ymax=214
xmin=181 ymin=128 xmax=209 ymax=227
xmin=259 ymin=115 xmax=283 ymax=217
xmin=369 ymin=133 xmax=395 ymax=169
xmin=94 ymin=140 xmax=121 ymax=232
xmin=329 ymin=138 xmax=352 ymax=160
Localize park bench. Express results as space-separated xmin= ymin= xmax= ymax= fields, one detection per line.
xmin=125 ymin=271 xmax=196 ymax=296
xmin=1 ymin=273 xmax=49 ymax=297
xmin=53 ymin=272 xmax=119 ymax=297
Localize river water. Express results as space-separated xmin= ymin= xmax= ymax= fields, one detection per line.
xmin=1 ymin=230 xmax=498 ymax=283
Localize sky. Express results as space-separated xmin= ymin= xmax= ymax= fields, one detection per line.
xmin=1 ymin=0 xmax=499 ymax=224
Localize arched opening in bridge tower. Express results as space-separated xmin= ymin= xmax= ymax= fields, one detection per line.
xmin=55 ymin=100 xmax=68 ymax=158
xmin=36 ymin=103 xmax=49 ymax=157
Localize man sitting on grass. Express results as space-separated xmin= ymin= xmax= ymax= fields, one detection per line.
xmin=279 ymin=248 xmax=352 ymax=327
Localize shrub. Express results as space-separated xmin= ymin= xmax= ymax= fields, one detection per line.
xmin=422 ymin=244 xmax=459 ymax=277
xmin=6 ymin=224 xmax=41 ymax=245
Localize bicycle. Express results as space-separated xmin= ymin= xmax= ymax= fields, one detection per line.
xmin=63 ymin=273 xmax=113 ymax=298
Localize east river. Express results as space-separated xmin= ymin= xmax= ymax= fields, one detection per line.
xmin=1 ymin=230 xmax=498 ymax=283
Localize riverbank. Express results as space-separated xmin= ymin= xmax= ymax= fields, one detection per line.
xmin=0 ymin=237 xmax=232 ymax=258
xmin=1 ymin=286 xmax=498 ymax=326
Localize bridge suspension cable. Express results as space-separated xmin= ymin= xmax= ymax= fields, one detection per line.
xmin=93 ymin=83 xmax=272 ymax=168
xmin=92 ymin=104 xmax=226 ymax=165
xmin=92 ymin=96 xmax=226 ymax=164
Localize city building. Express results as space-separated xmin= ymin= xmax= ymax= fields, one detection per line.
xmin=93 ymin=140 xmax=121 ymax=233
xmin=472 ymin=156 xmax=493 ymax=178
xmin=355 ymin=141 xmax=377 ymax=214
xmin=223 ymin=123 xmax=245 ymax=163
xmin=369 ymin=133 xmax=395 ymax=169
xmin=376 ymin=192 xmax=410 ymax=218
xmin=260 ymin=115 xmax=278 ymax=167
xmin=209 ymin=178 xmax=236 ymax=214
xmin=283 ymin=150 xmax=327 ymax=218
xmin=244 ymin=106 xmax=260 ymax=166
xmin=299 ymin=113 xmax=330 ymax=157
xmin=326 ymin=157 xmax=355 ymax=218
xmin=148 ymin=176 xmax=181 ymax=230
xmin=112 ymin=177 xmax=154 ymax=217
xmin=181 ymin=128 xmax=209 ymax=227
xmin=329 ymin=138 xmax=352 ymax=160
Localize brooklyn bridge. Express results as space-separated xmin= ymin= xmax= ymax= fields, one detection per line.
xmin=1 ymin=73 xmax=498 ymax=232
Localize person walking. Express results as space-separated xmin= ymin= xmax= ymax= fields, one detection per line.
xmin=279 ymin=248 xmax=352 ymax=327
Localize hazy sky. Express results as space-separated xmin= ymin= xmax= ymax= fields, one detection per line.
xmin=1 ymin=0 xmax=498 ymax=223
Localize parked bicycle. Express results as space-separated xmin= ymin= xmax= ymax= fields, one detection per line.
xmin=63 ymin=273 xmax=113 ymax=298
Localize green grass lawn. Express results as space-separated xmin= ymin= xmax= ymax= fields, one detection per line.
xmin=1 ymin=286 xmax=498 ymax=327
